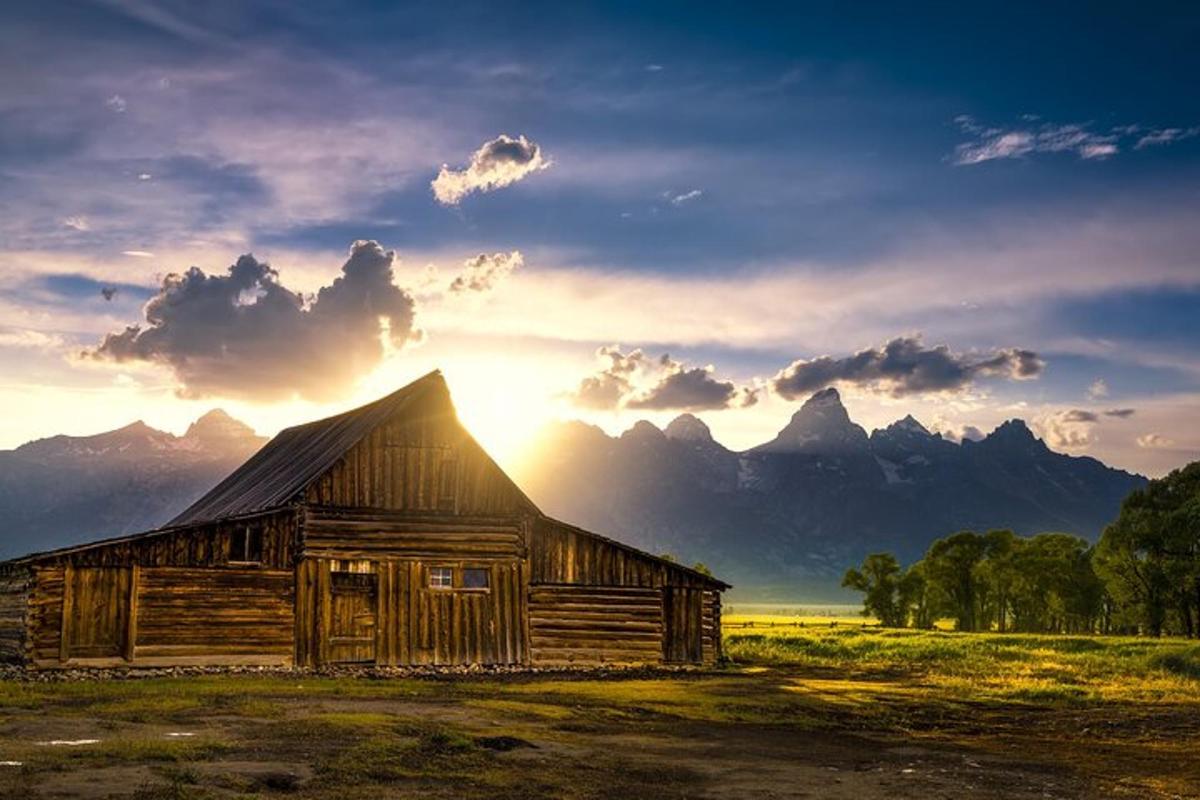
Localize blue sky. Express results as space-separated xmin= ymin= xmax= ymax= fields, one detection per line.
xmin=1 ymin=1 xmax=1198 ymax=475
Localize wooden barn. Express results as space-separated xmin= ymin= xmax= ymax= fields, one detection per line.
xmin=0 ymin=371 xmax=727 ymax=670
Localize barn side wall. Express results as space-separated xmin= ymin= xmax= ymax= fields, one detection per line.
xmin=294 ymin=509 xmax=528 ymax=667
xmin=0 ymin=566 xmax=31 ymax=664
xmin=528 ymin=517 xmax=723 ymax=666
xmin=21 ymin=511 xmax=299 ymax=668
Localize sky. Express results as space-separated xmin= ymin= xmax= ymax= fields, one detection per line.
xmin=1 ymin=1 xmax=1198 ymax=477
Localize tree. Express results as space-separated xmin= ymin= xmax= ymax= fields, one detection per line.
xmin=1096 ymin=463 xmax=1200 ymax=637
xmin=842 ymin=553 xmax=908 ymax=627
xmin=923 ymin=531 xmax=991 ymax=631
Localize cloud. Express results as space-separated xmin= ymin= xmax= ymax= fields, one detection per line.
xmin=773 ymin=335 xmax=1044 ymax=399
xmin=122 ymin=250 xmax=155 ymax=258
xmin=667 ymin=189 xmax=703 ymax=206
xmin=449 ymin=251 xmax=523 ymax=293
xmin=1087 ymin=379 xmax=1109 ymax=399
xmin=951 ymin=116 xmax=1197 ymax=165
xmin=1103 ymin=408 xmax=1136 ymax=418
xmin=105 ymin=94 xmax=127 ymax=113
xmin=87 ymin=240 xmax=418 ymax=401
xmin=627 ymin=355 xmax=757 ymax=411
xmin=431 ymin=134 xmax=549 ymax=205
xmin=1137 ymin=433 xmax=1175 ymax=449
xmin=1135 ymin=127 xmax=1199 ymax=149
xmin=62 ymin=216 xmax=90 ymax=231
xmin=938 ymin=424 xmax=986 ymax=444
xmin=100 ymin=287 xmax=118 ymax=301
xmin=567 ymin=346 xmax=756 ymax=411
xmin=1037 ymin=411 xmax=1097 ymax=450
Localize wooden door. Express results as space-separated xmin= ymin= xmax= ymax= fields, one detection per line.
xmin=62 ymin=566 xmax=132 ymax=660
xmin=328 ymin=571 xmax=377 ymax=663
xmin=662 ymin=587 xmax=703 ymax=663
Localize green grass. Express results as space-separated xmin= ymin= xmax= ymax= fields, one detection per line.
xmin=724 ymin=627 xmax=1200 ymax=704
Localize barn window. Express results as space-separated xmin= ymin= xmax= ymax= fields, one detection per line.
xmin=461 ymin=568 xmax=489 ymax=589
xmin=229 ymin=525 xmax=263 ymax=564
xmin=429 ymin=567 xmax=453 ymax=589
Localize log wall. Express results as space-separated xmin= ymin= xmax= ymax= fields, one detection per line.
xmin=133 ymin=567 xmax=293 ymax=666
xmin=305 ymin=397 xmax=528 ymax=516
xmin=20 ymin=511 xmax=297 ymax=570
xmin=528 ymin=585 xmax=663 ymax=666
xmin=530 ymin=517 xmax=713 ymax=588
xmin=296 ymin=556 xmax=526 ymax=667
xmin=0 ymin=567 xmax=29 ymax=664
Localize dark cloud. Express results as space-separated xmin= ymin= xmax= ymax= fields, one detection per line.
xmin=1060 ymin=407 xmax=1135 ymax=423
xmin=100 ymin=286 xmax=117 ymax=301
xmin=449 ymin=251 xmax=522 ymax=293
xmin=88 ymin=240 xmax=417 ymax=401
xmin=432 ymin=134 xmax=549 ymax=205
xmin=568 ymin=347 xmax=757 ymax=411
xmin=773 ymin=335 xmax=1045 ymax=399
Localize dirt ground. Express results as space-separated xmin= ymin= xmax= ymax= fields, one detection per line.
xmin=0 ymin=666 xmax=1196 ymax=800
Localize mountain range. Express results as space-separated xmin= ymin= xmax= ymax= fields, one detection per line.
xmin=0 ymin=410 xmax=265 ymax=558
xmin=0 ymin=391 xmax=1146 ymax=601
xmin=514 ymin=388 xmax=1147 ymax=599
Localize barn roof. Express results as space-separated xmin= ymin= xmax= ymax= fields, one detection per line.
xmin=168 ymin=370 xmax=453 ymax=527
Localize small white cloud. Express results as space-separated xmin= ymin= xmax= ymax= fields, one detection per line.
xmin=951 ymin=117 xmax=1194 ymax=165
xmin=668 ymin=189 xmax=703 ymax=206
xmin=448 ymin=251 xmax=523 ymax=293
xmin=432 ymin=134 xmax=549 ymax=205
xmin=1080 ymin=142 xmax=1119 ymax=159
xmin=121 ymin=250 xmax=155 ymax=258
xmin=137 ymin=173 xmax=153 ymax=181
xmin=106 ymin=94 xmax=127 ymax=113
xmin=1137 ymin=433 xmax=1175 ymax=449
xmin=1135 ymin=127 xmax=1200 ymax=149
xmin=1087 ymin=379 xmax=1109 ymax=399
xmin=645 ymin=64 xmax=664 ymax=72
xmin=62 ymin=215 xmax=90 ymax=231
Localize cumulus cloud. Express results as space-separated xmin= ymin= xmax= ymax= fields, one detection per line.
xmin=432 ymin=134 xmax=549 ymax=205
xmin=567 ymin=346 xmax=756 ymax=411
xmin=1137 ymin=433 xmax=1175 ymax=449
xmin=1038 ymin=411 xmax=1097 ymax=450
xmin=1087 ymin=379 xmax=1109 ymax=399
xmin=87 ymin=240 xmax=418 ymax=402
xmin=449 ymin=251 xmax=523 ymax=293
xmin=772 ymin=335 xmax=1044 ymax=399
xmin=627 ymin=355 xmax=758 ymax=411
xmin=951 ymin=116 xmax=1198 ymax=165
xmin=105 ymin=94 xmax=127 ymax=113
xmin=938 ymin=424 xmax=986 ymax=444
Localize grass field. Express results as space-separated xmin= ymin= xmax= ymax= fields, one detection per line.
xmin=0 ymin=625 xmax=1197 ymax=799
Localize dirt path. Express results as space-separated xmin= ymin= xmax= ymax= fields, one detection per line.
xmin=0 ymin=668 xmax=1193 ymax=799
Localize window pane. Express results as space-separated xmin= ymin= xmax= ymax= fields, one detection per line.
xmin=462 ymin=568 xmax=489 ymax=589
xmin=429 ymin=567 xmax=453 ymax=588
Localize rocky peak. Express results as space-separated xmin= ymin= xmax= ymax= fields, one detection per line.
xmin=665 ymin=413 xmax=714 ymax=443
xmin=754 ymin=387 xmax=869 ymax=454
xmin=972 ymin=419 xmax=1048 ymax=456
xmin=621 ymin=420 xmax=667 ymax=443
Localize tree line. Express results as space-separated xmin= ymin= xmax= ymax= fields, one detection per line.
xmin=842 ymin=462 xmax=1200 ymax=637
